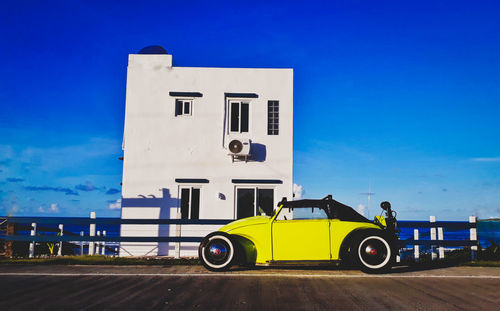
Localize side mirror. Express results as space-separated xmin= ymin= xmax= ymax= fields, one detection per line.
xmin=380 ymin=201 xmax=391 ymax=211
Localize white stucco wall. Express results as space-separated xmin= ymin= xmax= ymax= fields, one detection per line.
xmin=120 ymin=53 xmax=293 ymax=256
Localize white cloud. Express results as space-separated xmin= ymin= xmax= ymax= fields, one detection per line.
xmin=293 ymin=183 xmax=304 ymax=200
xmin=471 ymin=157 xmax=500 ymax=162
xmin=8 ymin=204 xmax=20 ymax=215
xmin=109 ymin=198 xmax=121 ymax=210
xmin=39 ymin=203 xmax=59 ymax=213
xmin=357 ymin=204 xmax=367 ymax=216
xmin=49 ymin=203 xmax=59 ymax=212
xmin=75 ymin=181 xmax=98 ymax=192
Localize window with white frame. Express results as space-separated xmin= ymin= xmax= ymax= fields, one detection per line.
xmin=267 ymin=100 xmax=279 ymax=135
xmin=175 ymin=99 xmax=192 ymax=116
xmin=236 ymin=187 xmax=274 ymax=219
xmin=229 ymin=100 xmax=249 ymax=133
xmin=180 ymin=187 xmax=200 ymax=219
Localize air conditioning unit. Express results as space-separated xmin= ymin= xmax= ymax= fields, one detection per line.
xmin=228 ymin=139 xmax=251 ymax=156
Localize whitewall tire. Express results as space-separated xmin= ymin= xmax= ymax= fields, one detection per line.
xmin=354 ymin=233 xmax=394 ymax=273
xmin=199 ymin=232 xmax=235 ymax=272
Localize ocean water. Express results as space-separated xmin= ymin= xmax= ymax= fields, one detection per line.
xmin=477 ymin=220 xmax=500 ymax=246
xmin=397 ymin=220 xmax=500 ymax=247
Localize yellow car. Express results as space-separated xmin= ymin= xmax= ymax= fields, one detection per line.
xmin=199 ymin=195 xmax=399 ymax=273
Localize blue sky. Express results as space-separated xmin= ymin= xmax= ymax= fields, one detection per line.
xmin=1 ymin=0 xmax=499 ymax=220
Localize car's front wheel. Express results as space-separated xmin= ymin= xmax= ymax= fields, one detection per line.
xmin=199 ymin=232 xmax=235 ymax=272
xmin=353 ymin=232 xmax=394 ymax=273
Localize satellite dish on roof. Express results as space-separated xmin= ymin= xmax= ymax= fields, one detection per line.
xmin=138 ymin=45 xmax=168 ymax=54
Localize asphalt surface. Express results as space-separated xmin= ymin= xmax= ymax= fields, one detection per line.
xmin=0 ymin=265 xmax=498 ymax=310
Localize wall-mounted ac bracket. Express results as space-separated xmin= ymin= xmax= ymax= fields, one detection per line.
xmin=228 ymin=154 xmax=251 ymax=163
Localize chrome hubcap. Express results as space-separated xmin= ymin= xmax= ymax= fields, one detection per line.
xmin=360 ymin=238 xmax=388 ymax=267
xmin=205 ymin=239 xmax=230 ymax=265
xmin=365 ymin=245 xmax=377 ymax=256
xmin=210 ymin=244 xmax=226 ymax=256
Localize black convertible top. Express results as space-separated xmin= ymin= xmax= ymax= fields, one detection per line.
xmin=281 ymin=196 xmax=371 ymax=223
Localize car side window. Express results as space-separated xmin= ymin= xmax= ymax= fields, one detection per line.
xmin=292 ymin=207 xmax=328 ymax=220
xmin=276 ymin=206 xmax=328 ymax=220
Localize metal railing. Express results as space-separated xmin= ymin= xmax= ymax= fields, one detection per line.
xmin=0 ymin=215 xmax=479 ymax=261
xmin=1 ymin=216 xmax=231 ymax=258
xmin=397 ymin=216 xmax=478 ymax=261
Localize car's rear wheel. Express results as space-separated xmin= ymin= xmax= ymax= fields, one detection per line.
xmin=199 ymin=232 xmax=235 ymax=272
xmin=353 ymin=232 xmax=394 ymax=273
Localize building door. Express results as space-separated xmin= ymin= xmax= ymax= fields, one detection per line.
xmin=236 ymin=188 xmax=274 ymax=219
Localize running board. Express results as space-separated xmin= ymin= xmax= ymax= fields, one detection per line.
xmin=261 ymin=260 xmax=342 ymax=266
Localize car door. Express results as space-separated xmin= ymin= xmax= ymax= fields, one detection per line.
xmin=272 ymin=207 xmax=331 ymax=261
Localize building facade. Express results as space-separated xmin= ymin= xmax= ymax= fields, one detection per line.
xmin=120 ymin=48 xmax=293 ymax=256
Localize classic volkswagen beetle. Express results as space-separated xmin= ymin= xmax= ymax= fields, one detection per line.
xmin=199 ymin=195 xmax=399 ymax=273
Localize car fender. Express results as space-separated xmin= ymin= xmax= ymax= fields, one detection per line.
xmin=229 ymin=234 xmax=258 ymax=265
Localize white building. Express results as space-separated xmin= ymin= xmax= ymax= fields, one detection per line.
xmin=120 ymin=47 xmax=293 ymax=256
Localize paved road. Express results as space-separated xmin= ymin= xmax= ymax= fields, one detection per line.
xmin=0 ymin=265 xmax=498 ymax=310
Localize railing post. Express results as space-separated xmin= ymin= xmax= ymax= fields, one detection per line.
xmin=414 ymin=229 xmax=419 ymax=261
xmin=101 ymin=230 xmax=106 ymax=255
xmin=29 ymin=222 xmax=37 ymax=258
xmin=57 ymin=224 xmax=63 ymax=256
xmin=430 ymin=216 xmax=437 ymax=260
xmin=97 ymin=231 xmax=101 ymax=255
xmin=469 ymin=216 xmax=477 ymax=260
xmin=80 ymin=231 xmax=84 ymax=255
xmin=438 ymin=227 xmax=444 ymax=259
xmin=5 ymin=222 xmax=15 ymax=257
xmin=89 ymin=212 xmax=96 ymax=255
xmin=175 ymin=212 xmax=181 ymax=259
